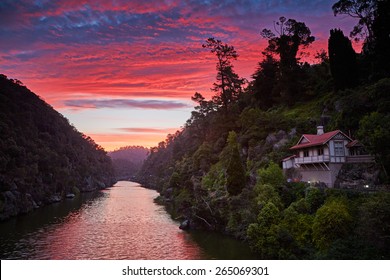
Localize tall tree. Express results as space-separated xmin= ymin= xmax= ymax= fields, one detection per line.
xmin=332 ymin=0 xmax=376 ymax=44
xmin=328 ymin=29 xmax=359 ymax=90
xmin=252 ymin=54 xmax=279 ymax=109
xmin=261 ymin=17 xmax=315 ymax=70
xmin=261 ymin=17 xmax=315 ymax=105
xmin=371 ymin=0 xmax=390 ymax=78
xmin=220 ymin=131 xmax=246 ymax=196
xmin=203 ymin=38 xmax=245 ymax=112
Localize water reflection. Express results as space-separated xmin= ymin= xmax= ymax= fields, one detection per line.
xmin=0 ymin=181 xmax=255 ymax=259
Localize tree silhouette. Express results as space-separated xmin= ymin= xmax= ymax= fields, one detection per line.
xmin=252 ymin=54 xmax=279 ymax=109
xmin=203 ymin=38 xmax=245 ymax=112
xmin=328 ymin=29 xmax=358 ymax=90
xmin=371 ymin=0 xmax=390 ymax=78
xmin=260 ymin=17 xmax=315 ymax=105
xmin=332 ymin=0 xmax=376 ymax=43
xmin=261 ymin=17 xmax=315 ymax=70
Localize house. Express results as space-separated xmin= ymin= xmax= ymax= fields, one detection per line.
xmin=282 ymin=126 xmax=374 ymax=187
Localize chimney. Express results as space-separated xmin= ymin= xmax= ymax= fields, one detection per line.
xmin=317 ymin=126 xmax=324 ymax=135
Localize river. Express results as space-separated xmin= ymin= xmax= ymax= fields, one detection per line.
xmin=0 ymin=181 xmax=256 ymax=260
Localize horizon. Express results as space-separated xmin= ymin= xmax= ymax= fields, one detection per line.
xmin=0 ymin=0 xmax=361 ymax=151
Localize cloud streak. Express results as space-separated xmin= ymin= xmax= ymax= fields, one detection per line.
xmin=0 ymin=0 xmax=361 ymax=149
xmin=63 ymin=98 xmax=189 ymax=110
xmin=116 ymin=127 xmax=179 ymax=134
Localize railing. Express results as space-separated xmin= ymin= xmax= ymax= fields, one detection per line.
xmin=346 ymin=155 xmax=375 ymax=163
xmin=294 ymin=155 xmax=330 ymax=164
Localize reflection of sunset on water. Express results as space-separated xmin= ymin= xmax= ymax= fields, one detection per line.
xmin=38 ymin=182 xmax=204 ymax=259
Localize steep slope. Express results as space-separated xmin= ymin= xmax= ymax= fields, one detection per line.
xmin=0 ymin=74 xmax=116 ymax=221
xmin=108 ymin=146 xmax=149 ymax=180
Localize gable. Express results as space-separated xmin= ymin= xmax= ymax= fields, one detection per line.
xmin=290 ymin=130 xmax=352 ymax=150
xmin=332 ymin=133 xmax=349 ymax=141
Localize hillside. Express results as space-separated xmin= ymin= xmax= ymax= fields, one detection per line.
xmin=137 ymin=3 xmax=390 ymax=259
xmin=0 ymin=74 xmax=116 ymax=221
xmin=108 ymin=146 xmax=149 ymax=180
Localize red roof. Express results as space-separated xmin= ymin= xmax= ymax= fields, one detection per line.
xmin=290 ymin=130 xmax=351 ymax=150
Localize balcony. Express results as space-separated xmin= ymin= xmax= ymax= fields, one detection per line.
xmin=294 ymin=155 xmax=330 ymax=164
xmin=346 ymin=155 xmax=375 ymax=163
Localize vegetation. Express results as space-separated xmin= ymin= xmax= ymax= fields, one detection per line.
xmin=137 ymin=1 xmax=390 ymax=259
xmin=0 ymin=74 xmax=116 ymax=221
xmin=108 ymin=146 xmax=148 ymax=180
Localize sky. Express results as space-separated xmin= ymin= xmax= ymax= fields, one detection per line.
xmin=0 ymin=0 xmax=360 ymax=151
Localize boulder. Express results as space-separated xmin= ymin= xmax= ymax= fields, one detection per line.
xmin=179 ymin=219 xmax=190 ymax=230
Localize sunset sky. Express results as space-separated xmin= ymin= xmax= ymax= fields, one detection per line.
xmin=0 ymin=0 xmax=360 ymax=151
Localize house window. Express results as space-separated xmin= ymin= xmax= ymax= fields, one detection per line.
xmin=318 ymin=148 xmax=324 ymax=156
xmin=304 ymin=150 xmax=309 ymax=157
xmin=334 ymin=141 xmax=345 ymax=156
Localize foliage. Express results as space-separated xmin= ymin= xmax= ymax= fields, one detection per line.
xmin=332 ymin=0 xmax=376 ymax=43
xmin=328 ymin=29 xmax=358 ymax=90
xmin=312 ymin=198 xmax=352 ymax=251
xmin=260 ymin=17 xmax=315 ymax=106
xmin=220 ymin=131 xmax=246 ymax=196
xmin=108 ymin=146 xmax=148 ymax=180
xmin=247 ymin=202 xmax=282 ymax=259
xmin=0 ymin=75 xmax=116 ymax=220
xmin=137 ymin=7 xmax=390 ymax=259
xmin=202 ymin=38 xmax=245 ymax=112
xmin=258 ymin=161 xmax=285 ymax=190
xmin=357 ymin=111 xmax=390 ymax=180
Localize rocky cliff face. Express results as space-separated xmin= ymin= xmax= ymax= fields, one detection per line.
xmin=334 ymin=163 xmax=381 ymax=189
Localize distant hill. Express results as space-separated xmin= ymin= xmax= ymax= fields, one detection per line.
xmin=0 ymin=74 xmax=116 ymax=221
xmin=108 ymin=146 xmax=149 ymax=180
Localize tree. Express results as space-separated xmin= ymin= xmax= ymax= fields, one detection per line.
xmin=247 ymin=202 xmax=282 ymax=258
xmin=357 ymin=111 xmax=390 ymax=180
xmin=251 ymin=54 xmax=279 ymax=109
xmin=258 ymin=161 xmax=285 ymax=190
xmin=220 ymin=131 xmax=246 ymax=196
xmin=261 ymin=17 xmax=315 ymax=70
xmin=260 ymin=17 xmax=315 ymax=105
xmin=312 ymin=198 xmax=352 ymax=250
xmin=332 ymin=0 xmax=376 ymax=43
xmin=203 ymin=38 xmax=245 ymax=112
xmin=358 ymin=192 xmax=390 ymax=257
xmin=328 ymin=29 xmax=359 ymax=90
xmin=371 ymin=0 xmax=390 ymax=78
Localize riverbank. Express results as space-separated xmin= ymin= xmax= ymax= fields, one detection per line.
xmin=0 ymin=181 xmax=256 ymax=259
xmin=0 ymin=177 xmax=117 ymax=222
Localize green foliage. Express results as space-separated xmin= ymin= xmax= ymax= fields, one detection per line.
xmin=312 ymin=198 xmax=352 ymax=251
xmin=305 ymin=187 xmax=326 ymax=214
xmin=201 ymin=162 xmax=226 ymax=192
xmin=357 ymin=192 xmax=390 ymax=257
xmin=358 ymin=111 xmax=390 ymax=176
xmin=257 ymin=161 xmax=285 ymax=190
xmin=254 ymin=183 xmax=283 ymax=210
xmin=220 ymin=131 xmax=246 ymax=196
xmin=247 ymin=202 xmax=282 ymax=259
xmin=136 ymin=15 xmax=390 ymax=259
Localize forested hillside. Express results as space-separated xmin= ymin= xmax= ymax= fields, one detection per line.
xmin=137 ymin=0 xmax=390 ymax=259
xmin=108 ymin=146 xmax=149 ymax=180
xmin=0 ymin=74 xmax=116 ymax=221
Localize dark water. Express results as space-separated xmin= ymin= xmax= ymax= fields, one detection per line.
xmin=0 ymin=181 xmax=256 ymax=260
